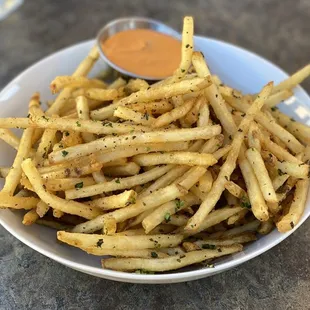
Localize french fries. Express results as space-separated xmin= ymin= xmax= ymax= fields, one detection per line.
xmin=185 ymin=82 xmax=273 ymax=233
xmin=245 ymin=148 xmax=278 ymax=203
xmin=49 ymin=125 xmax=221 ymax=163
xmin=102 ymin=245 xmax=243 ymax=272
xmin=1 ymin=16 xmax=309 ymax=275
xmin=133 ymin=152 xmax=217 ymax=167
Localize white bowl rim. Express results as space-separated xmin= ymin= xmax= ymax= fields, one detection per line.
xmin=0 ymin=35 xmax=309 ymax=283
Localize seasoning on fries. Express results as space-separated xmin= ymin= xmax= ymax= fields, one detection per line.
xmin=0 ymin=16 xmax=309 ymax=274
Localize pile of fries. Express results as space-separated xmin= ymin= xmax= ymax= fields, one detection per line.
xmin=1 ymin=16 xmax=310 ymax=273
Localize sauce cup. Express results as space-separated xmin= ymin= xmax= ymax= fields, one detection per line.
xmin=96 ymin=17 xmax=181 ymax=81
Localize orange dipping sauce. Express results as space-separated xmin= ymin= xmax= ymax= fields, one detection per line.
xmin=101 ymin=29 xmax=181 ymax=79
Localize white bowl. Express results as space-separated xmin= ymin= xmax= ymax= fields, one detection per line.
xmin=0 ymin=36 xmax=309 ymax=284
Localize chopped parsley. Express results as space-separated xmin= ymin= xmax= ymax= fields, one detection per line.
xmin=277 ymin=169 xmax=285 ymax=176
xmin=151 ymin=252 xmax=158 ymax=258
xmin=175 ymin=199 xmax=184 ymax=210
xmin=76 ymin=121 xmax=81 ymax=127
xmin=103 ymin=122 xmax=113 ymax=127
xmin=75 ymin=182 xmax=84 ymax=189
xmin=202 ymin=244 xmax=216 ymax=250
xmin=241 ymin=200 xmax=251 ymax=209
xmin=61 ymin=150 xmax=69 ymax=157
xmin=135 ymin=269 xmax=154 ymax=274
xmin=271 ymin=107 xmax=278 ymax=111
xmin=164 ymin=212 xmax=171 ymax=223
xmin=115 ymin=178 xmax=121 ymax=184
xmin=42 ymin=115 xmax=49 ymax=121
xmin=64 ymin=131 xmax=70 ymax=136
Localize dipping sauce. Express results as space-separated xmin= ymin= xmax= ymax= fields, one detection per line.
xmin=101 ymin=29 xmax=181 ymax=79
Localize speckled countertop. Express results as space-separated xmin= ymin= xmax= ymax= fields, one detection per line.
xmin=0 ymin=1 xmax=309 ymax=309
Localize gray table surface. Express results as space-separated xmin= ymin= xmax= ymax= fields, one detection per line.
xmin=0 ymin=1 xmax=309 ymax=309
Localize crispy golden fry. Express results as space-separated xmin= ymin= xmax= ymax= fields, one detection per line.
xmin=47 ymin=46 xmax=100 ymax=115
xmin=0 ymin=193 xmax=39 ymax=210
xmin=183 ymin=95 xmax=204 ymax=126
xmin=245 ymin=148 xmax=278 ymax=203
xmin=126 ymin=100 xmax=173 ymax=115
xmin=94 ymin=142 xmax=189 ymax=166
xmin=114 ymin=106 xmax=155 ymax=126
xmin=178 ymin=166 xmax=207 ymax=190
xmin=184 ymin=233 xmax=257 ymax=251
xmin=50 ymin=76 xmax=106 ymax=94
xmin=83 ymin=248 xmax=168 ymax=258
xmin=270 ymin=108 xmax=310 ymax=145
xmin=76 ymin=96 xmax=96 ymax=142
xmin=197 ymin=102 xmax=210 ymax=127
xmin=102 ymin=217 xmax=117 ymax=235
xmin=101 ymin=245 xmax=242 ymax=272
xmin=53 ymin=209 xmax=64 ymax=218
xmin=167 ymin=214 xmax=189 ymax=226
xmin=21 ymin=159 xmax=103 ymax=219
xmin=213 ymin=220 xmax=261 ymax=238
xmin=276 ymin=160 xmax=309 ymax=179
xmin=125 ymin=79 xmax=149 ymax=93
xmin=276 ymin=147 xmax=310 ymax=231
xmin=0 ymin=166 xmax=10 ymax=178
xmin=239 ymin=151 xmax=269 ymax=221
xmin=272 ymin=174 xmax=290 ymax=191
xmin=36 ymin=201 xmax=50 ymax=218
xmin=142 ymin=193 xmax=200 ymax=233
xmin=152 ymin=98 xmax=195 ymax=128
xmin=192 ymin=52 xmax=237 ymax=133
xmin=2 ymin=127 xmax=34 ymax=196
xmin=107 ymin=77 xmax=127 ymax=90
xmin=185 ymin=206 xmax=244 ymax=236
xmin=272 ymin=64 xmax=310 ymax=94
xmin=198 ymin=171 xmax=213 ymax=194
xmin=103 ymin=162 xmax=141 ymax=177
xmin=264 ymin=90 xmax=293 ymax=108
xmin=133 ymin=152 xmax=217 ymax=167
xmin=86 ymin=190 xmax=137 ymax=210
xmin=225 ymin=180 xmax=246 ymax=199
xmin=247 ymin=123 xmax=261 ymax=152
xmin=227 ymin=209 xmax=248 ymax=225
xmin=65 ymin=165 xmax=173 ymax=199
xmin=35 ymin=128 xmax=57 ymax=166
xmin=85 ymin=88 xmax=119 ymax=101
xmin=30 ymin=115 xmax=150 ymax=135
xmin=171 ymin=16 xmax=194 ymax=82
xmin=0 ymin=129 xmax=21 ymax=151
xmin=49 ymin=125 xmax=221 ymax=163
xmin=257 ymin=219 xmax=274 ymax=234
xmin=276 ymin=178 xmax=309 ymax=232
xmin=58 ymin=232 xmax=183 ymax=250
xmin=41 ymin=162 xmax=102 ymax=179
xmin=185 ymin=82 xmax=273 ymax=232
